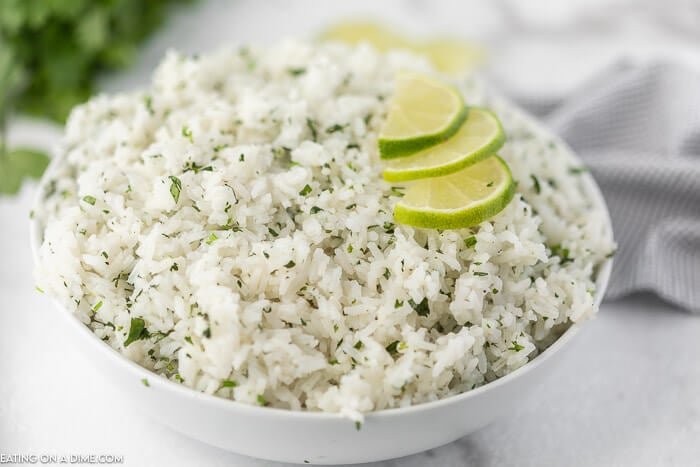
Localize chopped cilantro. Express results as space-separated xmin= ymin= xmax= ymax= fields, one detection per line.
xmin=168 ymin=176 xmax=182 ymax=203
xmin=299 ymin=184 xmax=312 ymax=196
xmin=143 ymin=96 xmax=154 ymax=115
xmin=287 ymin=67 xmax=306 ymax=76
xmin=124 ymin=317 xmax=148 ymax=347
xmin=385 ymin=340 xmax=400 ymax=355
xmin=569 ymin=166 xmax=589 ymax=174
xmin=268 ymin=227 xmax=279 ymax=237
xmin=551 ymin=244 xmax=573 ymax=264
xmin=306 ymin=118 xmax=318 ymax=142
xmin=531 ymin=175 xmax=541 ymax=194
xmin=310 ymin=206 xmax=323 ymax=214
xmin=326 ymin=124 xmax=347 ymax=134
xmin=408 ymin=298 xmax=430 ymax=317
xmin=464 ymin=235 xmax=476 ymax=248
xmin=257 ymin=394 xmax=266 ymax=405
xmin=221 ymin=380 xmax=237 ymax=388
xmin=205 ymin=233 xmax=218 ymax=245
xmin=509 ymin=342 xmax=525 ymax=352
xmin=181 ymin=125 xmax=193 ymax=143
xmin=82 ymin=195 xmax=96 ymax=206
xmin=141 ymin=378 xmax=150 ymax=387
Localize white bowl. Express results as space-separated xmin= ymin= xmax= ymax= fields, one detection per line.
xmin=30 ymin=113 xmax=613 ymax=465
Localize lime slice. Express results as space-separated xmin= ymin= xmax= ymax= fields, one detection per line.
xmin=418 ymin=40 xmax=485 ymax=76
xmin=318 ymin=21 xmax=411 ymax=51
xmin=382 ymin=108 xmax=505 ymax=182
xmin=319 ymin=22 xmax=484 ymax=75
xmin=379 ymin=72 xmax=467 ymax=159
xmin=393 ymin=155 xmax=515 ymax=229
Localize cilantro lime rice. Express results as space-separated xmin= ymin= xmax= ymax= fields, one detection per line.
xmin=34 ymin=40 xmax=614 ymax=420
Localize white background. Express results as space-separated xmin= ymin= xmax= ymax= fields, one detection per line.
xmin=2 ymin=1 xmax=700 ymax=465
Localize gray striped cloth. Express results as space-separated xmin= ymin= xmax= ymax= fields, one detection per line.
xmin=512 ymin=62 xmax=700 ymax=313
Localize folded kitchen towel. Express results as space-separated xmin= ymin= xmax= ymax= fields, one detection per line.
xmin=512 ymin=61 xmax=700 ymax=312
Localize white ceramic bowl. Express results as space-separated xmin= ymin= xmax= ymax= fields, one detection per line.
xmin=30 ymin=113 xmax=613 ymax=465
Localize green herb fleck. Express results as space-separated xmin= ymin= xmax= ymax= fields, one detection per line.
xmin=354 ymin=340 xmax=363 ymax=350
xmin=35 ymin=286 xmax=44 ymax=294
xmin=268 ymin=227 xmax=279 ymax=237
xmin=257 ymin=394 xmax=266 ymax=406
xmin=551 ymin=244 xmax=573 ymax=264
xmin=326 ymin=124 xmax=347 ymax=134
xmin=531 ymin=175 xmax=541 ymax=194
xmin=124 ymin=317 xmax=148 ymax=347
xmin=213 ymin=144 xmax=228 ymax=152
xmin=141 ymin=378 xmax=150 ymax=387
xmin=144 ymin=96 xmax=154 ymax=115
xmin=569 ymin=166 xmax=589 ymax=175
xmin=221 ymin=380 xmax=237 ymax=388
xmin=355 ymin=421 xmax=362 ymax=431
xmin=464 ymin=236 xmax=477 ymax=249
xmin=284 ymin=260 xmax=296 ymax=268
xmin=509 ymin=342 xmax=525 ymax=352
xmin=473 ymin=271 xmax=488 ymax=277
xmin=310 ymin=206 xmax=323 ymax=214
xmin=205 ymin=233 xmax=218 ymax=245
xmin=299 ymin=184 xmax=312 ymax=196
xmin=93 ymin=301 xmax=103 ymax=312
xmin=306 ymin=118 xmax=318 ymax=142
xmin=385 ymin=340 xmax=400 ymax=355
xmin=394 ymin=300 xmax=403 ymax=309
xmin=82 ymin=195 xmax=96 ymax=206
xmin=181 ymin=125 xmax=193 ymax=143
xmin=168 ymin=176 xmax=182 ymax=203
xmin=408 ymin=298 xmax=430 ymax=317
xmin=288 ymin=67 xmax=306 ymax=76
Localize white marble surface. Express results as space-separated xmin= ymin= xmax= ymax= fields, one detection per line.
xmin=2 ymin=1 xmax=699 ymax=465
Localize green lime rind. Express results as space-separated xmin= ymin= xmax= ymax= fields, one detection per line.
xmin=379 ymin=104 xmax=467 ymax=160
xmin=393 ymin=155 xmax=516 ymax=230
xmin=382 ymin=108 xmax=505 ymax=182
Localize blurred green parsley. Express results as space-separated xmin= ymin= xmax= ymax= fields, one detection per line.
xmin=0 ymin=0 xmax=192 ymax=195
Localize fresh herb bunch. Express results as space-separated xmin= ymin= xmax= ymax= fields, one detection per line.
xmin=0 ymin=0 xmax=192 ymax=195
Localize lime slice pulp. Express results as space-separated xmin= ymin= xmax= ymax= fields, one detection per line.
xmin=379 ymin=72 xmax=467 ymax=159
xmin=393 ymin=155 xmax=515 ymax=229
xmin=383 ymin=108 xmax=505 ymax=182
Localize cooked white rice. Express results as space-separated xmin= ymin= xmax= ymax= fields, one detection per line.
xmin=34 ymin=40 xmax=614 ymax=420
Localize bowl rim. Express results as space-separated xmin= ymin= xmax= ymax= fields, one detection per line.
xmin=29 ymin=104 xmax=614 ymax=422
